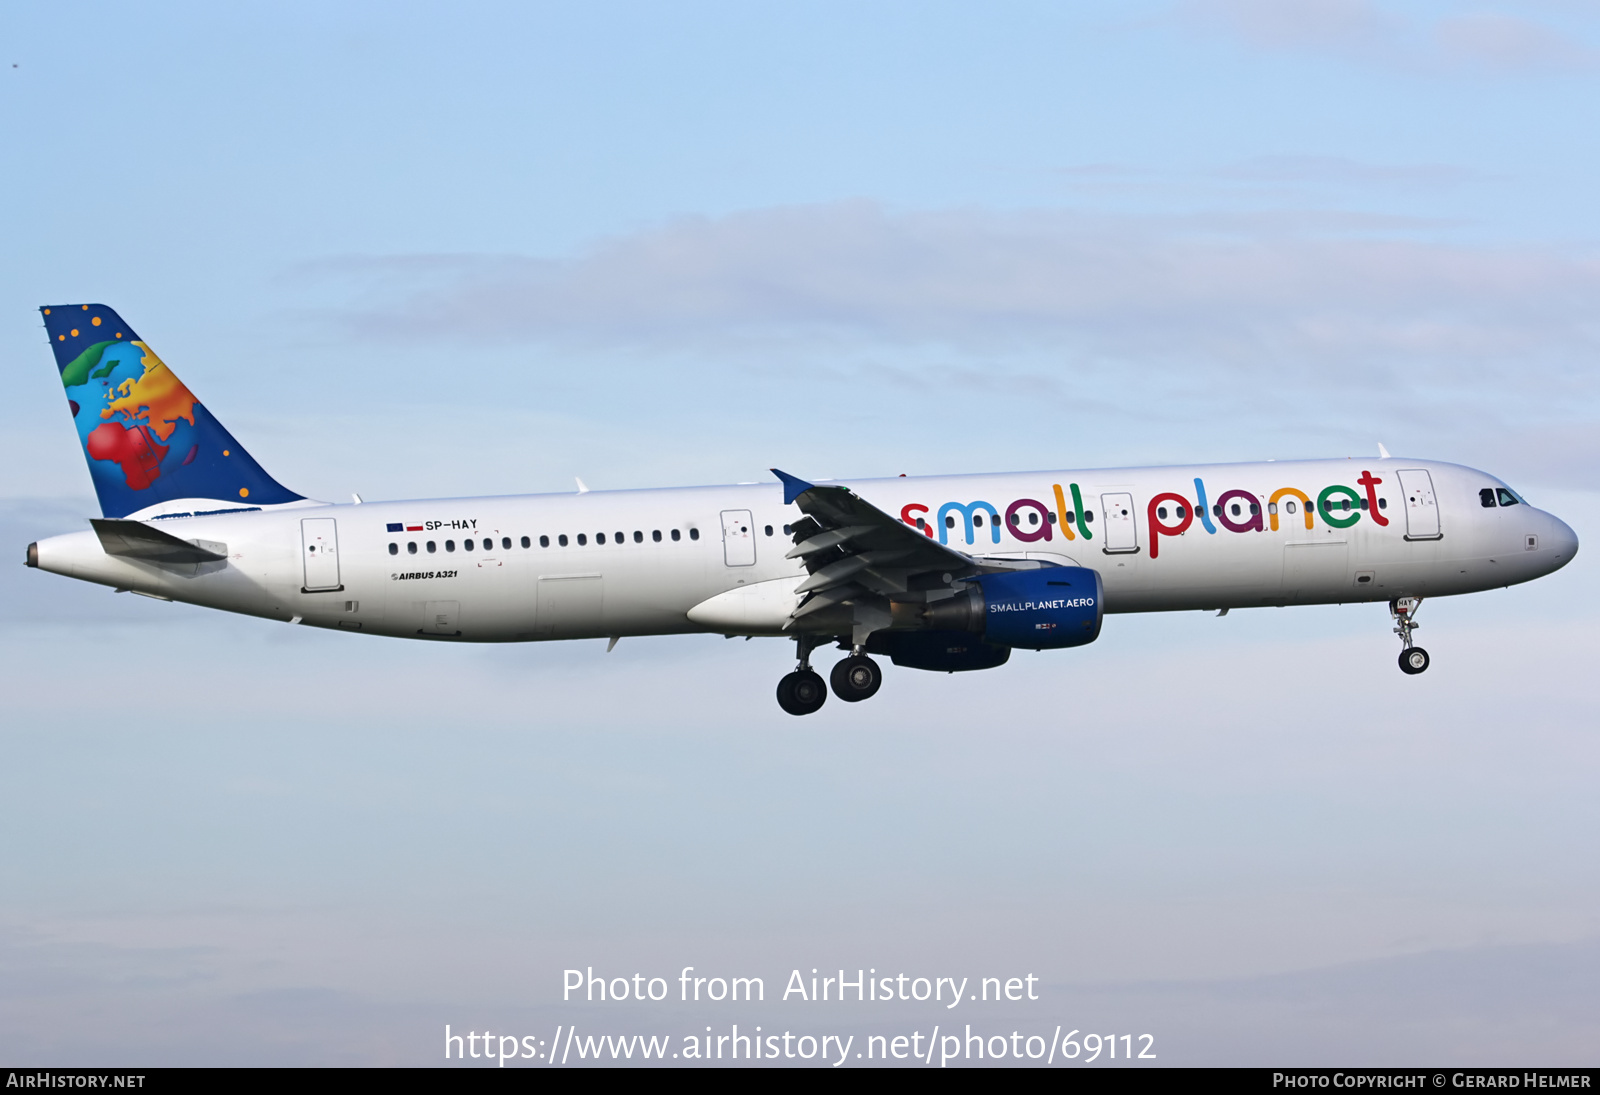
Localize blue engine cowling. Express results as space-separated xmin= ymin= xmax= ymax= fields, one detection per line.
xmin=969 ymin=566 xmax=1103 ymax=650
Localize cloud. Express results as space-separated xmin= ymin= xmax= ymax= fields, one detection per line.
xmin=301 ymin=201 xmax=1600 ymax=381
xmin=1434 ymin=11 xmax=1597 ymax=71
xmin=1180 ymin=0 xmax=1398 ymax=54
xmin=1216 ymin=155 xmax=1476 ymax=188
xmin=1179 ymin=0 xmax=1598 ymax=73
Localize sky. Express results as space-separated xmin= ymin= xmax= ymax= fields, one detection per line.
xmin=1 ymin=0 xmax=1597 ymax=1066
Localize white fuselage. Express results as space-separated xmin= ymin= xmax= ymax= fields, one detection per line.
xmin=29 ymin=458 xmax=1578 ymax=643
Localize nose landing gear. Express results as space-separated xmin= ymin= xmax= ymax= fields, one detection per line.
xmin=1391 ymin=597 xmax=1430 ymax=675
xmin=776 ymin=635 xmax=827 ymax=716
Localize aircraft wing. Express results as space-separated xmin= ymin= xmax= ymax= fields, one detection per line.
xmin=772 ymin=468 xmax=982 ymax=624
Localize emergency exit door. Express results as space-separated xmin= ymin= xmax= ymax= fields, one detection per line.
xmin=1099 ymin=493 xmax=1139 ymax=554
xmin=721 ymin=509 xmax=756 ymax=566
xmin=301 ymin=518 xmax=343 ymax=591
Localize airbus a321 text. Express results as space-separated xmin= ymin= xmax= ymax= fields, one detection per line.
xmin=27 ymin=305 xmax=1579 ymax=715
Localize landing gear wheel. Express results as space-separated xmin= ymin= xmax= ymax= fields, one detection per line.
xmin=777 ymin=670 xmax=827 ymax=715
xmin=830 ymin=655 xmax=882 ymax=702
xmin=1398 ymin=647 xmax=1430 ymax=675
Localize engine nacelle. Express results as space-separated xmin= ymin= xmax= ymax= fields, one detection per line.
xmin=922 ymin=566 xmax=1103 ymax=650
xmin=864 ymin=630 xmax=1012 ymax=672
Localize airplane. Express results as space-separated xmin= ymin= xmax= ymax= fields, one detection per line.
xmin=26 ymin=304 xmax=1580 ymax=715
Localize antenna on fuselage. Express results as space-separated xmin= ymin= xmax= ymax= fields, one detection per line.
xmin=1377 ymin=443 xmax=1391 ymax=459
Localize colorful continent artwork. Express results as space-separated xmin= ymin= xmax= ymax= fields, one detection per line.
xmin=63 ymin=339 xmax=200 ymax=492
xmin=42 ymin=304 xmax=301 ymax=518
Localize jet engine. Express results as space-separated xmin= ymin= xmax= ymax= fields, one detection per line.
xmin=920 ymin=566 xmax=1103 ymax=651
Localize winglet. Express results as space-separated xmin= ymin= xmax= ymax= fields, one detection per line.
xmin=771 ymin=468 xmax=815 ymax=506
xmin=1377 ymin=443 xmax=1391 ymax=459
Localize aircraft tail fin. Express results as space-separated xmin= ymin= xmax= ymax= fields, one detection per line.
xmin=40 ymin=304 xmax=303 ymax=519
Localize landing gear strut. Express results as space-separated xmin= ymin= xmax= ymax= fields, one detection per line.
xmin=776 ymin=635 xmax=828 ymax=716
xmin=1391 ymin=597 xmax=1430 ymax=675
xmin=830 ymin=647 xmax=883 ymax=702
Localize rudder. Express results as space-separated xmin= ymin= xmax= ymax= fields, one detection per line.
xmin=41 ymin=304 xmax=303 ymax=518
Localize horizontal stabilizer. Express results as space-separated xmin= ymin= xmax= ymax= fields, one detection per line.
xmin=90 ymin=518 xmax=227 ymax=564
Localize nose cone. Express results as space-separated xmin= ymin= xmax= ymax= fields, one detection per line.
xmin=1546 ymin=512 xmax=1579 ymax=571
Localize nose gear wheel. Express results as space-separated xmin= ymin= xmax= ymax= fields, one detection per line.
xmin=1390 ymin=597 xmax=1429 ymax=675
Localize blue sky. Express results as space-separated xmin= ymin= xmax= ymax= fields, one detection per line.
xmin=2 ymin=0 xmax=1597 ymax=1065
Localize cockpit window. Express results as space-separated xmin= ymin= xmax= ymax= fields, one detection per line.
xmin=1497 ymin=488 xmax=1521 ymax=507
xmin=1480 ymin=488 xmax=1497 ymax=508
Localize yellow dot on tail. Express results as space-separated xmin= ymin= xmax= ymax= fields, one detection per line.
xmin=116 ymin=333 xmax=122 ymax=338
xmin=223 ymin=449 xmax=230 ymax=456
xmin=57 ymin=334 xmax=64 ymax=341
xmin=81 ymin=305 xmax=88 ymax=310
xmin=91 ymin=317 xmax=101 ymax=326
xmin=239 ymin=488 xmax=249 ymax=498
xmin=70 ymin=329 xmax=78 ymax=336
xmin=43 ymin=308 xmax=51 ymax=315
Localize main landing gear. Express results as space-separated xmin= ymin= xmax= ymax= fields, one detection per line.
xmin=776 ymin=635 xmax=828 ymax=716
xmin=830 ymin=650 xmax=883 ymax=702
xmin=1391 ymin=597 xmax=1430 ymax=675
xmin=775 ymin=638 xmax=884 ymax=714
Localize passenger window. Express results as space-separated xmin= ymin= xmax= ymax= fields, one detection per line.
xmin=1065 ymin=512 xmax=1075 ymax=524
xmin=1029 ymin=512 xmax=1039 ymax=525
xmin=974 ymin=514 xmax=984 ymax=527
xmin=577 ymin=534 xmax=587 ymax=546
xmin=652 ymin=530 xmax=662 ymax=542
xmin=558 ymin=534 xmax=568 ymax=547
xmin=502 ymin=537 xmax=511 ymax=550
xmin=671 ymin=529 xmax=681 ymax=541
xmin=616 ymin=531 xmax=625 ymax=543
xmin=1249 ymin=503 xmax=1259 ymax=515
xmin=764 ymin=525 xmax=773 ymax=536
xmin=1379 ymin=498 xmax=1387 ymax=509
xmin=1230 ymin=504 xmax=1241 ymax=517
xmin=689 ymin=528 xmax=700 ymax=541
xmin=463 ymin=539 xmax=473 ymax=552
xmin=1084 ymin=511 xmax=1094 ymax=523
xmin=783 ymin=524 xmax=792 ymax=534
xmin=388 ymin=543 xmax=398 ymax=555
xmin=1497 ymin=488 xmax=1520 ymax=507
xmin=1046 ymin=512 xmax=1056 ymax=524
xmin=597 ymin=533 xmax=606 ymax=545
xmin=520 ymin=536 xmax=530 ymax=548
xmin=1157 ymin=506 xmax=1168 ymax=520
xmin=1213 ymin=505 xmax=1222 ymax=517
xmin=539 ymin=535 xmax=549 ymax=548
xmin=407 ymin=542 xmax=418 ymax=555
xmin=946 ymin=516 xmax=955 ymax=529
xmin=1267 ymin=503 xmax=1278 ymax=515
xmin=1358 ymin=499 xmax=1368 ymax=510
xmin=1285 ymin=501 xmax=1296 ymax=514
xmin=446 ymin=540 xmax=456 ymax=552
xmin=634 ymin=530 xmax=643 ymax=543
xmin=1480 ymin=488 xmax=1497 ymax=508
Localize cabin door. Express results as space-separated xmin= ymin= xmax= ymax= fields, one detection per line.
xmin=301 ymin=518 xmax=342 ymax=591
xmin=1396 ymin=469 xmax=1442 ymax=540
